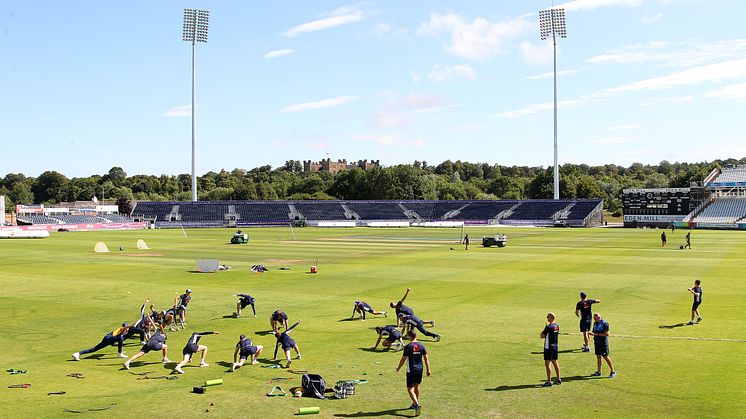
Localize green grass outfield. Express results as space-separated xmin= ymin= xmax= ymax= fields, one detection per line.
xmin=1 ymin=226 xmax=744 ymax=418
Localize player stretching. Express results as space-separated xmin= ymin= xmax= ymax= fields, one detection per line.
xmin=235 ymin=294 xmax=256 ymax=318
xmin=688 ymin=280 xmax=703 ymax=325
xmin=232 ymin=334 xmax=264 ymax=371
xmin=73 ymin=323 xmax=131 ymax=361
xmin=123 ymin=331 xmax=170 ymax=370
xmin=352 ymin=300 xmax=387 ymax=320
xmin=273 ymin=320 xmax=302 ymax=368
xmin=373 ymin=325 xmax=405 ymax=350
xmin=174 ymin=331 xmax=219 ymax=374
xmin=575 ymin=292 xmax=600 ymax=352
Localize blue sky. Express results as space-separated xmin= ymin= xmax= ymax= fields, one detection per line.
xmin=2 ymin=0 xmax=746 ymax=177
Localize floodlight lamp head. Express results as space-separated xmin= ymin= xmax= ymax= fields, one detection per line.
xmin=538 ymin=8 xmax=567 ymax=40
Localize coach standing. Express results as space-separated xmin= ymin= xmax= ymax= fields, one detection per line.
xmin=589 ymin=313 xmax=616 ymax=378
xmin=688 ymin=280 xmax=703 ymax=325
xmin=540 ymin=312 xmax=561 ymax=387
xmin=396 ymin=331 xmax=431 ymax=416
xmin=575 ymin=292 xmax=601 ymax=352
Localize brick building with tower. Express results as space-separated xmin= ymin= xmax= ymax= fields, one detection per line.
xmin=303 ymin=158 xmax=380 ymax=174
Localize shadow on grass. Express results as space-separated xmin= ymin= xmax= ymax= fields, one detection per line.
xmin=255 ymin=330 xmax=274 ymax=336
xmin=338 ymin=318 xmax=359 ymax=322
xmin=530 ymin=349 xmax=583 ymax=355
xmin=358 ymin=347 xmax=386 ymax=353
xmin=333 ymin=408 xmax=412 ymax=417
xmin=486 ymin=375 xmax=598 ymax=391
xmin=216 ymin=361 xmax=233 ymax=369
xmin=659 ymin=323 xmax=688 ymax=329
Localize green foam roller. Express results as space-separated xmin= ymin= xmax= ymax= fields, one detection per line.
xmin=204 ymin=379 xmax=223 ymax=387
xmin=297 ymin=407 xmax=320 ymax=415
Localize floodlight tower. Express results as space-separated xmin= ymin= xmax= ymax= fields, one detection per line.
xmin=539 ymin=8 xmax=566 ymax=200
xmin=182 ymin=8 xmax=209 ymax=202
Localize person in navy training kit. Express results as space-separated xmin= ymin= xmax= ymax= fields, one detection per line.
xmin=373 ymin=325 xmax=405 ymax=350
xmin=399 ymin=313 xmax=440 ymax=341
xmin=396 ymin=330 xmax=431 ymax=417
xmin=688 ymin=279 xmax=703 ymax=325
xmin=661 ymin=231 xmax=667 ymax=247
xmin=232 ymin=334 xmax=264 ymax=371
xmin=352 ymin=300 xmax=387 ymax=320
xmin=235 ymin=294 xmax=256 ymax=318
xmin=273 ymin=320 xmax=302 ymax=368
xmin=123 ymin=331 xmax=170 ymax=370
xmin=390 ymin=288 xmax=413 ymax=327
xmin=173 ymin=331 xmax=219 ymax=374
xmin=72 ymin=323 xmax=131 ymax=361
xmin=575 ymin=292 xmax=601 ymax=352
xmin=175 ymin=289 xmax=191 ymax=327
xmin=124 ymin=299 xmax=154 ymax=343
xmin=462 ymin=234 xmax=470 ymax=250
xmin=540 ymin=312 xmax=561 ymax=387
xmin=589 ymin=313 xmax=616 ymax=378
xmin=270 ymin=309 xmax=289 ymax=333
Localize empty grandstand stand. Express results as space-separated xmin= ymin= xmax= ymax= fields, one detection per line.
xmin=346 ymin=202 xmax=407 ymax=220
xmin=504 ymin=201 xmax=570 ymax=221
xmin=132 ymin=202 xmax=174 ymax=222
xmin=234 ymin=202 xmax=291 ymax=225
xmin=705 ymin=165 xmax=746 ymax=187
xmin=691 ymin=198 xmax=746 ymax=223
xmin=401 ymin=202 xmax=435 ymax=220
xmin=431 ymin=202 xmax=468 ymax=219
xmin=295 ymin=202 xmax=347 ymax=220
xmin=450 ymin=201 xmax=516 ymax=221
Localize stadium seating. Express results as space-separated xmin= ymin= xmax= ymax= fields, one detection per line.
xmin=710 ymin=167 xmax=746 ymax=185
xmin=346 ymin=202 xmax=406 ymax=220
xmin=133 ymin=199 xmax=604 ymax=227
xmin=234 ymin=202 xmax=291 ymax=224
xmin=20 ymin=215 xmax=63 ymax=225
xmin=692 ymin=198 xmax=746 ymax=223
xmin=295 ymin=202 xmax=347 ymax=220
xmin=505 ymin=201 xmax=570 ymax=221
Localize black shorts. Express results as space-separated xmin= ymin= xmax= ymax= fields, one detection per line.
xmin=579 ymin=318 xmax=592 ymax=332
xmin=240 ymin=299 xmax=253 ymax=309
xmin=594 ymin=345 xmax=609 ymax=356
xmin=543 ymin=347 xmax=558 ymax=361
xmin=692 ymin=301 xmax=701 ymax=311
xmin=142 ymin=342 xmax=163 ymax=353
xmin=406 ymin=371 xmax=423 ymax=387
xmin=239 ymin=346 xmax=258 ymax=360
xmin=183 ymin=343 xmax=199 ymax=356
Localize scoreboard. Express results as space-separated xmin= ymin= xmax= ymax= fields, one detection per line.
xmin=622 ymin=188 xmax=691 ymax=226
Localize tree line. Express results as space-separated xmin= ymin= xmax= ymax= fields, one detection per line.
xmin=2 ymin=158 xmax=744 ymax=216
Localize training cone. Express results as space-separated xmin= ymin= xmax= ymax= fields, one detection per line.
xmin=204 ymin=379 xmax=223 ymax=387
xmin=94 ymin=242 xmax=109 ymax=253
xmin=297 ymin=407 xmax=320 ymax=415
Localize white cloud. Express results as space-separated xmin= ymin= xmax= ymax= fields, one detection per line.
xmin=705 ymin=82 xmax=746 ymax=101
xmin=559 ymin=0 xmax=644 ymax=12
xmin=369 ymin=92 xmax=450 ymax=128
xmin=587 ymin=40 xmax=746 ymax=68
xmin=520 ymin=41 xmax=554 ymax=66
xmin=640 ymin=95 xmax=692 ymax=106
xmin=160 ymin=105 xmax=191 ymax=118
xmin=409 ymin=71 xmax=421 ymax=84
xmin=426 ymin=65 xmax=476 ymax=82
xmin=589 ymin=136 xmax=638 ymax=144
xmin=641 ymin=12 xmax=663 ymax=23
xmin=605 ymin=124 xmax=641 ymax=130
xmin=370 ymin=112 xmax=410 ymax=129
xmin=417 ymin=13 xmax=533 ymax=61
xmin=263 ymin=49 xmax=296 ymax=59
xmin=283 ymin=5 xmax=375 ymax=38
xmin=606 ymin=58 xmax=746 ymax=93
xmin=281 ymin=96 xmax=359 ymax=113
xmin=498 ymin=57 xmax=746 ymax=117
xmin=526 ymin=69 xmax=580 ymax=80
xmin=413 ymin=104 xmax=463 ymax=114
xmin=372 ymin=23 xmax=391 ymax=34
xmin=305 ymin=142 xmax=328 ymax=150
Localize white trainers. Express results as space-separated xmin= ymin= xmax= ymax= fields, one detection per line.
xmin=231 ymin=363 xmax=238 ymax=371
xmin=199 ymin=362 xmax=209 ymax=367
xmin=251 ymin=360 xmax=259 ymax=365
xmin=123 ymin=362 xmax=130 ymax=370
xmin=174 ymin=366 xmax=184 ymax=374
xmin=118 ymin=353 xmax=128 ymax=358
xmin=72 ymin=352 xmax=80 ymax=361
xmin=296 ymin=355 xmax=302 ymax=360
xmin=162 ymin=358 xmax=171 ymax=364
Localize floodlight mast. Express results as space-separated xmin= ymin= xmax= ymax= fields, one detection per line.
xmin=182 ymin=9 xmax=209 ymax=202
xmin=539 ymin=8 xmax=566 ymax=200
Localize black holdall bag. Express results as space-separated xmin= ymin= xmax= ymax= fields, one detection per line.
xmin=301 ymin=373 xmax=326 ymax=399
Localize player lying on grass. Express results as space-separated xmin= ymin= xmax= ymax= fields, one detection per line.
xmin=373 ymin=325 xmax=405 ymax=350
xmin=274 ymin=320 xmax=302 ymax=368
xmin=399 ymin=314 xmax=440 ymax=341
xmin=232 ymin=334 xmax=264 ymax=371
xmin=235 ymin=294 xmax=256 ymax=318
xmin=270 ymin=309 xmax=289 ymax=333
xmin=173 ymin=331 xmax=219 ymax=374
xmin=72 ymin=323 xmax=131 ymax=361
xmin=352 ymin=300 xmax=387 ymax=320
xmin=123 ymin=331 xmax=170 ymax=370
